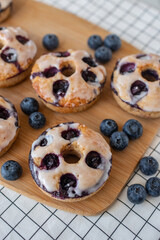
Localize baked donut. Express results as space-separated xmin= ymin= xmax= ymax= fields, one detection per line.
xmin=29 ymin=122 xmax=112 ymax=202
xmin=0 ymin=0 xmax=12 ymax=23
xmin=111 ymin=53 xmax=160 ymax=118
xmin=0 ymin=95 xmax=19 ymax=157
xmin=30 ymin=50 xmax=106 ymax=113
xmin=0 ymin=26 xmax=37 ymax=87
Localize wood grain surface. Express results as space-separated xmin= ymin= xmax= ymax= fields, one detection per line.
xmin=0 ymin=0 xmax=159 ymax=215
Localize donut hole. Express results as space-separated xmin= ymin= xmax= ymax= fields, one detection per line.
xmin=62 ymin=148 xmax=81 ymax=164
xmin=60 ymin=61 xmax=76 ymax=77
xmin=141 ymin=69 xmax=159 ymax=82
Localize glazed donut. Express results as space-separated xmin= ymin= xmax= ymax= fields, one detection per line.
xmin=111 ymin=53 xmax=160 ymax=118
xmin=0 ymin=95 xmax=19 ymax=157
xmin=0 ymin=0 xmax=12 ymax=23
xmin=0 ymin=26 xmax=37 ymax=87
xmin=30 ymin=50 xmax=106 ymax=113
xmin=29 ymin=122 xmax=112 ymax=202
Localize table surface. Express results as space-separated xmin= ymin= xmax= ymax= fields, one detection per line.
xmin=0 ymin=0 xmax=160 ymax=240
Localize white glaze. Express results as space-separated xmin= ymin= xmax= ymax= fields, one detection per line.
xmin=0 ymin=27 xmax=37 ymax=76
xmin=0 ymin=96 xmax=18 ymax=152
xmin=0 ymin=0 xmax=12 ymax=9
xmin=30 ymin=123 xmax=112 ymax=198
xmin=31 ymin=50 xmax=106 ymax=107
xmin=112 ymin=54 xmax=160 ymax=112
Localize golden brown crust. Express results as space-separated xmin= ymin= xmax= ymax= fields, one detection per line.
xmin=113 ymin=92 xmax=160 ymax=119
xmin=41 ymin=95 xmax=100 ymax=113
xmin=0 ymin=127 xmax=19 ymax=157
xmin=36 ymin=179 xmax=107 ymax=202
xmin=0 ymin=64 xmax=33 ymax=88
xmin=0 ymin=4 xmax=11 ymax=23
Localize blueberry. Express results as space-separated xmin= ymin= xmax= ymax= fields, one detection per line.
xmin=20 ymin=97 xmax=39 ymax=115
xmin=1 ymin=160 xmax=22 ymax=181
xmin=16 ymin=35 xmax=29 ymax=45
xmin=95 ymin=46 xmax=112 ymax=63
xmin=131 ymin=80 xmax=148 ymax=96
xmin=127 ymin=184 xmax=146 ymax=204
xmin=104 ymin=34 xmax=121 ymax=51
xmin=0 ymin=106 xmax=10 ymax=120
xmin=120 ymin=62 xmax=136 ymax=75
xmin=85 ymin=151 xmax=102 ymax=169
xmin=61 ymin=129 xmax=80 ymax=140
xmin=139 ymin=156 xmax=159 ymax=176
xmin=110 ymin=131 xmax=129 ymax=151
xmin=29 ymin=112 xmax=46 ymax=129
xmin=60 ymin=173 xmax=77 ymax=190
xmin=88 ymin=35 xmax=103 ymax=50
xmin=145 ymin=177 xmax=160 ymax=197
xmin=100 ymin=119 xmax=118 ymax=137
xmin=40 ymin=153 xmax=59 ymax=170
xmin=42 ymin=34 xmax=59 ymax=51
xmin=123 ymin=119 xmax=143 ymax=140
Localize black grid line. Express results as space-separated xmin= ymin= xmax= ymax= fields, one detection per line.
xmin=0 ymin=0 xmax=160 ymax=239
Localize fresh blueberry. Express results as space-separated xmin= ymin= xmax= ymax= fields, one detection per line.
xmin=100 ymin=119 xmax=118 ymax=137
xmin=123 ymin=119 xmax=143 ymax=140
xmin=20 ymin=97 xmax=39 ymax=115
xmin=42 ymin=34 xmax=59 ymax=51
xmin=29 ymin=112 xmax=46 ymax=129
xmin=127 ymin=184 xmax=146 ymax=204
xmin=1 ymin=160 xmax=22 ymax=181
xmin=110 ymin=131 xmax=129 ymax=151
xmin=88 ymin=35 xmax=103 ymax=50
xmin=104 ymin=34 xmax=121 ymax=51
xmin=139 ymin=156 xmax=159 ymax=176
xmin=145 ymin=177 xmax=160 ymax=197
xmin=95 ymin=46 xmax=112 ymax=63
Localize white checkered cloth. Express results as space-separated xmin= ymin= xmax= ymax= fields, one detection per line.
xmin=0 ymin=0 xmax=160 ymax=239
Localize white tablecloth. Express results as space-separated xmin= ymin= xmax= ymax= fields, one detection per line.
xmin=0 ymin=0 xmax=160 ymax=239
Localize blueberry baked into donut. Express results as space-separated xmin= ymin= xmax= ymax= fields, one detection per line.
xmin=0 ymin=95 xmax=19 ymax=157
xmin=0 ymin=0 xmax=12 ymax=23
xmin=111 ymin=54 xmax=160 ymax=118
xmin=30 ymin=50 xmax=106 ymax=113
xmin=0 ymin=27 xmax=37 ymax=87
xmin=29 ymin=122 xmax=112 ymax=202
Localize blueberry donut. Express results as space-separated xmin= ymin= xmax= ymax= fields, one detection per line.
xmin=0 ymin=95 xmax=19 ymax=157
xmin=29 ymin=122 xmax=112 ymax=202
xmin=111 ymin=54 xmax=160 ymax=118
xmin=30 ymin=50 xmax=106 ymax=113
xmin=0 ymin=0 xmax=12 ymax=23
xmin=0 ymin=26 xmax=37 ymax=87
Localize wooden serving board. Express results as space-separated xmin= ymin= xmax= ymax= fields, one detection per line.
xmin=0 ymin=0 xmax=159 ymax=216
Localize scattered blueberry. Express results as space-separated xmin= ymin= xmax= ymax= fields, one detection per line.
xmin=88 ymin=35 xmax=103 ymax=50
xmin=95 ymin=46 xmax=112 ymax=63
xmin=123 ymin=119 xmax=143 ymax=140
xmin=139 ymin=156 xmax=159 ymax=176
xmin=42 ymin=34 xmax=59 ymax=51
xmin=127 ymin=184 xmax=146 ymax=204
xmin=20 ymin=97 xmax=39 ymax=115
xmin=145 ymin=177 xmax=160 ymax=197
xmin=104 ymin=34 xmax=121 ymax=51
xmin=100 ymin=119 xmax=118 ymax=137
xmin=1 ymin=160 xmax=22 ymax=181
xmin=29 ymin=112 xmax=46 ymax=129
xmin=110 ymin=131 xmax=129 ymax=151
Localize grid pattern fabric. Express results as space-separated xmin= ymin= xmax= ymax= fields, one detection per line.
xmin=0 ymin=0 xmax=160 ymax=239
